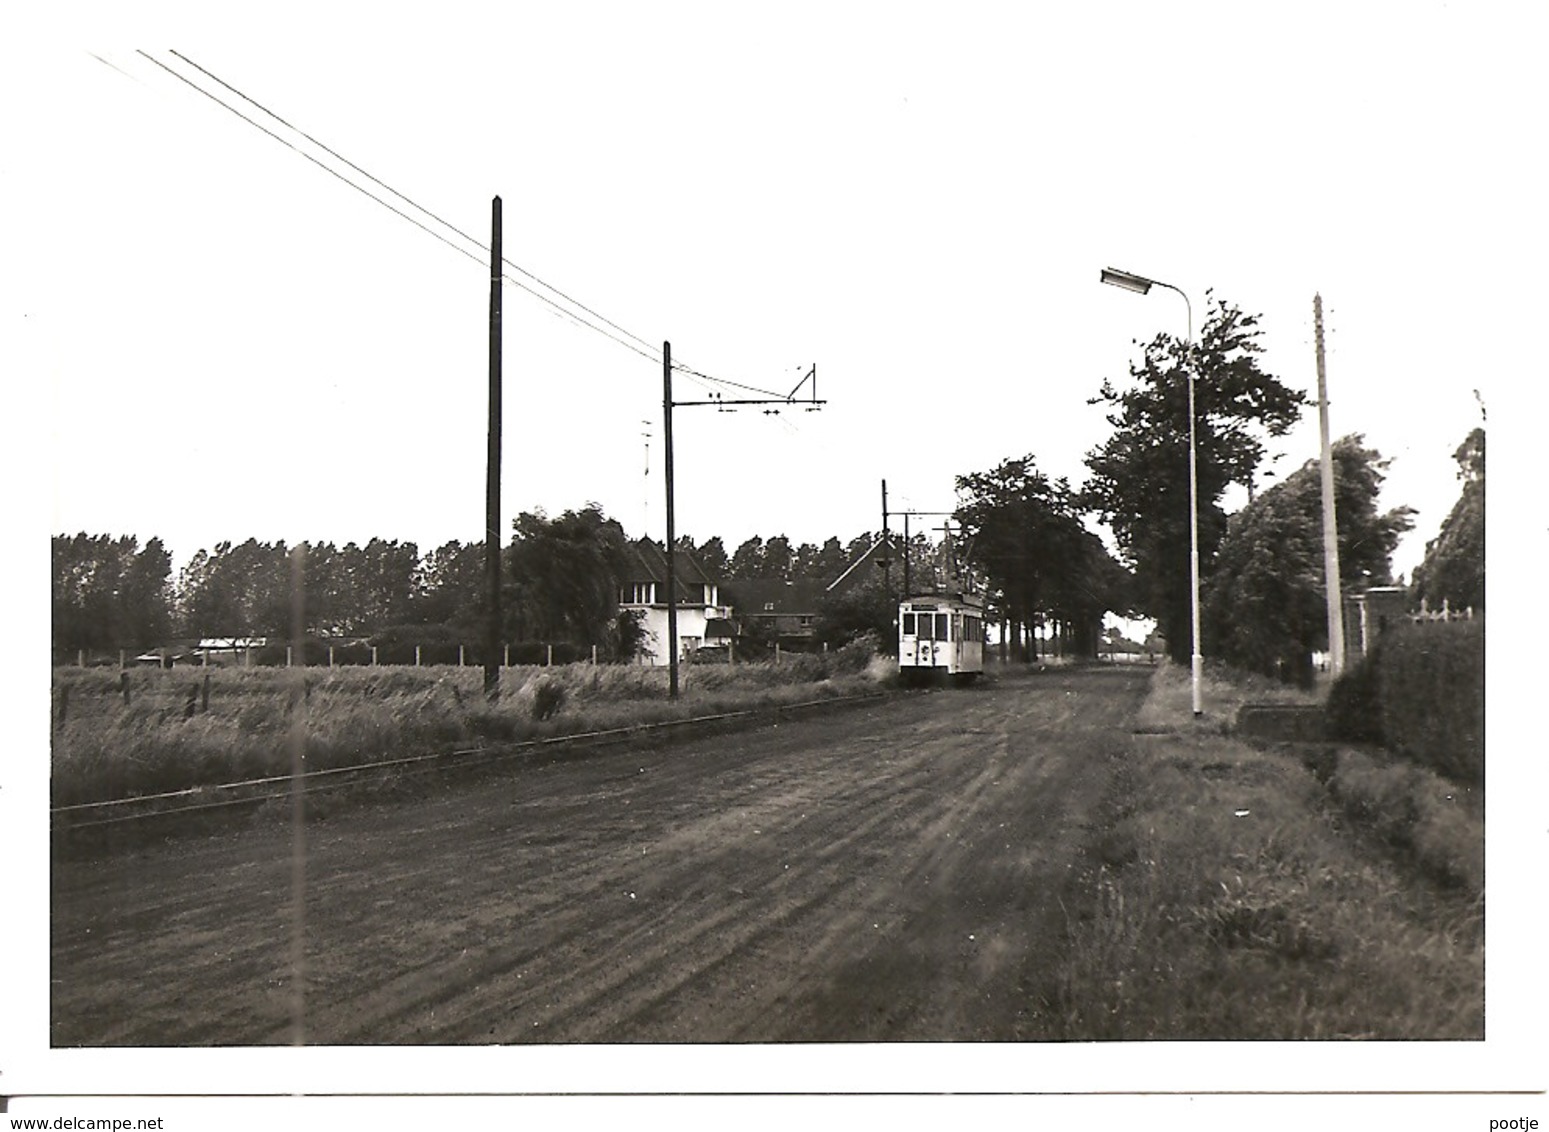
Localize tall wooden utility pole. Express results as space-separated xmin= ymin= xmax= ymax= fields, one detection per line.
xmin=484 ymin=196 xmax=503 ymax=699
xmin=1314 ymin=293 xmax=1346 ymax=678
xmin=880 ymin=480 xmax=892 ymax=600
xmin=662 ymin=342 xmax=680 ymax=699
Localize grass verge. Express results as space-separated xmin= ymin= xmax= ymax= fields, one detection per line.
xmin=1047 ymin=663 xmax=1483 ymax=1040
xmin=51 ymin=642 xmax=894 ymax=808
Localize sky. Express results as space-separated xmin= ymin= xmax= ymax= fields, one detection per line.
xmin=7 ymin=0 xmax=1548 ymax=1111
xmin=12 ymin=3 xmax=1541 ymax=587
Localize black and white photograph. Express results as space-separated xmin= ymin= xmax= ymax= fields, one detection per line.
xmin=6 ymin=2 xmax=1543 ymax=1127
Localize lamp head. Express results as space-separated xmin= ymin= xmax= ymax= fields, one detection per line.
xmin=1100 ymin=267 xmax=1155 ymax=295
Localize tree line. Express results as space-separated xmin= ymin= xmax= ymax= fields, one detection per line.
xmin=53 ymin=293 xmax=1485 ymax=680
xmin=50 ymin=517 xmax=968 ymax=661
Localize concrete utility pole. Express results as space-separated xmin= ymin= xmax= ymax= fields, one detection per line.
xmin=484 ymin=196 xmax=503 ymax=700
xmin=1314 ymin=293 xmax=1346 ymax=677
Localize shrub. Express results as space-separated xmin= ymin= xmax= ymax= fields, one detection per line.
xmin=1329 ymin=746 xmax=1483 ymax=894
xmin=1325 ymin=654 xmax=1383 ymax=744
xmin=531 ymin=678 xmax=566 ymax=721
xmin=1377 ymin=621 xmax=1483 ymax=786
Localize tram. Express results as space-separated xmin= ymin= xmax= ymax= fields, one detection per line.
xmin=898 ymin=591 xmax=985 ymax=684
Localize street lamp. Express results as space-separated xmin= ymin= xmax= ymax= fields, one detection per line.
xmin=1101 ymin=266 xmax=1204 ymax=718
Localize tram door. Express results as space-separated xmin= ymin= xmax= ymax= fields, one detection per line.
xmin=903 ymin=608 xmax=952 ymax=668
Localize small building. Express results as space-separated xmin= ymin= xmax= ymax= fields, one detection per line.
xmin=618 ymin=540 xmax=732 ymax=666
xmin=1343 ymin=586 xmax=1408 ymax=659
xmin=194 ymin=637 xmax=269 ymax=666
xmin=726 ymin=578 xmax=826 ymax=650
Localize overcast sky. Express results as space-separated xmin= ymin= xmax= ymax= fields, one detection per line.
xmin=14 ymin=3 xmax=1539 ymax=585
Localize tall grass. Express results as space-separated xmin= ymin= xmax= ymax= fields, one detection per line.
xmin=51 ymin=641 xmax=889 ymax=807
xmin=1050 ymin=666 xmax=1483 ymax=1040
xmin=1134 ymin=659 xmax=1322 ymax=736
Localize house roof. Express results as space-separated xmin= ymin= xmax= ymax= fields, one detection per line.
xmin=196 ymin=637 xmax=269 ymax=650
xmin=826 ymin=534 xmax=898 ymax=594
xmin=726 ymin=578 xmax=826 ymax=615
xmin=625 ymin=539 xmax=714 ymax=586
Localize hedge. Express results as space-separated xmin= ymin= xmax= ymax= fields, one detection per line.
xmin=1326 ymin=620 xmax=1483 ymax=786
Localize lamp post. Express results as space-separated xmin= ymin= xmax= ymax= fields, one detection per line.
xmin=1100 ymin=267 xmax=1203 ymax=718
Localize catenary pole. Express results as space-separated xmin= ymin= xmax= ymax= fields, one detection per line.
xmin=484 ymin=196 xmax=503 ymax=700
xmin=663 ymin=342 xmax=680 ymax=699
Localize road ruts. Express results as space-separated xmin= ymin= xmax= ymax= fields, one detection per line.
xmin=50 ymin=665 xmax=1149 ymax=1045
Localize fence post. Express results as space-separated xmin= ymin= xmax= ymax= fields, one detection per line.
xmin=459 ymin=644 xmax=466 ymax=667
xmin=287 ymin=645 xmax=293 ymax=667
xmin=546 ymin=644 xmax=553 ymax=667
xmin=78 ymin=649 xmax=85 ymax=668
xmin=119 ymin=649 xmax=126 ymax=671
xmin=371 ymin=646 xmax=378 ymax=666
xmin=775 ymin=642 xmax=782 ymax=665
xmin=415 ymin=645 xmax=422 ymax=667
xmin=504 ymin=644 xmax=510 ymax=668
xmin=592 ymin=644 xmax=598 ymax=666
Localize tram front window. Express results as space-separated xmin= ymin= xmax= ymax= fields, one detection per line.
xmin=902 ymin=612 xmax=916 ymax=636
xmin=935 ymin=613 xmax=949 ymax=640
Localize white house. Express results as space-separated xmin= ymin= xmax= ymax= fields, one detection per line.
xmin=618 ymin=540 xmax=733 ymax=665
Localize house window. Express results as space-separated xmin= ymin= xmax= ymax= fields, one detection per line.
xmin=622 ymin=583 xmax=653 ymax=604
xmin=764 ymin=602 xmax=776 ymax=612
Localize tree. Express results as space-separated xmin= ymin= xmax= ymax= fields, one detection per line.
xmin=1412 ymin=427 xmax=1484 ymax=613
xmin=1083 ymin=295 xmax=1306 ymax=664
xmin=814 ymin=573 xmax=896 ymax=651
xmin=1203 ymin=435 xmax=1414 ymax=684
xmin=728 ymin=536 xmax=765 ymax=579
xmin=694 ymin=535 xmax=731 ymax=580
xmin=1046 ymin=528 xmax=1135 ymax=658
xmin=806 ymin=536 xmax=850 ymax=583
xmin=176 ymin=539 xmax=291 ymax=639
xmin=955 ymin=455 xmax=1103 ymax=660
xmin=411 ymin=539 xmax=487 ymax=631
xmin=508 ymin=505 xmax=635 ymax=656
xmin=52 ymin=534 xmax=173 ymax=657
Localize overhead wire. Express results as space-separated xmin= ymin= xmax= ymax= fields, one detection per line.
xmin=141 ymin=51 xmax=667 ymax=371
xmin=137 ymin=49 xmax=806 ymax=407
xmin=168 ymin=49 xmax=670 ymax=364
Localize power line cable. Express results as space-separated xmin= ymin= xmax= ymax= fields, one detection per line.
xmin=135 ymin=51 xmax=490 ymax=272
xmin=137 ymin=50 xmax=798 ymax=402
xmin=140 ymin=52 xmax=668 ymax=368
xmin=169 ymin=49 xmax=669 ymax=362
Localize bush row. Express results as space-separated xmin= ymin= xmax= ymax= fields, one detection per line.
xmin=1326 ymin=620 xmax=1483 ymax=786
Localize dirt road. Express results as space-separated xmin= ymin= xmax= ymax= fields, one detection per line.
xmin=51 ymin=666 xmax=1149 ymax=1045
